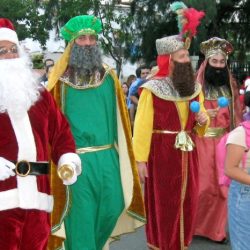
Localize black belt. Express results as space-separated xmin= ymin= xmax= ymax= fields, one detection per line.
xmin=11 ymin=160 xmax=49 ymax=177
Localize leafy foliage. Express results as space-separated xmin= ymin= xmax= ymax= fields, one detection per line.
xmin=91 ymin=0 xmax=135 ymax=72
xmin=0 ymin=0 xmax=49 ymax=47
xmin=129 ymin=0 xmax=250 ymax=62
xmin=31 ymin=53 xmax=44 ymax=69
xmin=43 ymin=0 xmax=92 ymax=36
xmin=43 ymin=0 xmax=133 ymax=74
xmin=1 ymin=0 xmax=249 ymax=68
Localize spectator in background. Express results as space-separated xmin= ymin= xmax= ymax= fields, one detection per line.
xmin=129 ymin=65 xmax=150 ymax=107
xmin=126 ymin=74 xmax=136 ymax=88
xmin=127 ymin=65 xmax=150 ymax=128
xmin=130 ymin=62 xmax=157 ymax=108
xmin=45 ymin=58 xmax=54 ymax=70
xmin=121 ymin=82 xmax=129 ymax=105
xmin=125 ymin=74 xmax=136 ymax=125
xmin=225 ymin=108 xmax=250 ymax=250
xmin=40 ymin=58 xmax=54 ymax=86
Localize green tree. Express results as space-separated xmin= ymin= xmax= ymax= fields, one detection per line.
xmin=1 ymin=0 xmax=249 ymax=66
xmin=31 ymin=53 xmax=44 ymax=69
xmin=44 ymin=0 xmax=134 ymax=75
xmin=0 ymin=0 xmax=49 ymax=47
xmin=92 ymin=0 xmax=135 ymax=74
xmin=43 ymin=0 xmax=92 ymax=35
xmin=189 ymin=0 xmax=250 ymax=61
xmin=129 ymin=0 xmax=250 ymax=63
xmin=1 ymin=0 xmax=133 ymax=75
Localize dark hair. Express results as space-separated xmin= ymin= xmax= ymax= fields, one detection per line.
xmin=126 ymin=74 xmax=136 ymax=87
xmin=149 ymin=60 xmax=157 ymax=69
xmin=244 ymin=91 xmax=250 ymax=107
xmin=44 ymin=59 xmax=54 ymax=73
xmin=44 ymin=58 xmax=54 ymax=65
xmin=135 ymin=64 xmax=150 ymax=78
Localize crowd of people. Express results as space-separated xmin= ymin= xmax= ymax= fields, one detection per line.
xmin=0 ymin=2 xmax=249 ymax=250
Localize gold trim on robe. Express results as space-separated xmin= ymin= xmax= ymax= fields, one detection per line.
xmin=47 ymin=43 xmax=146 ymax=249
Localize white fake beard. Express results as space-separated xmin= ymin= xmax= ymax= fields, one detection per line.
xmin=0 ymin=57 xmax=41 ymax=118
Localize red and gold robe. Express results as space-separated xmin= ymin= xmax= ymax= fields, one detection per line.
xmin=133 ymin=78 xmax=209 ymax=250
xmin=194 ymin=60 xmax=242 ymax=241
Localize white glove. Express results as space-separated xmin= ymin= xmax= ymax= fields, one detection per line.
xmin=58 ymin=153 xmax=82 ymax=186
xmin=0 ymin=157 xmax=16 ymax=181
xmin=63 ymin=167 xmax=77 ymax=186
xmin=57 ymin=163 xmax=78 ymax=186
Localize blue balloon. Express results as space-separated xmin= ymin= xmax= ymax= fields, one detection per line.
xmin=190 ymin=101 xmax=200 ymax=113
xmin=218 ymin=97 xmax=229 ymax=108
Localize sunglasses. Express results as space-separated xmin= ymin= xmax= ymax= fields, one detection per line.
xmin=0 ymin=45 xmax=18 ymax=56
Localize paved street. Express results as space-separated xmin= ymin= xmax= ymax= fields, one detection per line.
xmin=110 ymin=227 xmax=230 ymax=250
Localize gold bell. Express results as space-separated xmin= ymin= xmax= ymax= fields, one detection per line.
xmin=57 ymin=164 xmax=74 ymax=181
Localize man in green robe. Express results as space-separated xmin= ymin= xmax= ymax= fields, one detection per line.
xmin=47 ymin=15 xmax=145 ymax=250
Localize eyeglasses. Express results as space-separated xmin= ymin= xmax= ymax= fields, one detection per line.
xmin=0 ymin=45 xmax=18 ymax=56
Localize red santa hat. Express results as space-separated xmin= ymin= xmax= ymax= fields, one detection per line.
xmin=0 ymin=18 xmax=19 ymax=44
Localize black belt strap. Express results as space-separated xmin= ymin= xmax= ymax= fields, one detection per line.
xmin=12 ymin=161 xmax=49 ymax=176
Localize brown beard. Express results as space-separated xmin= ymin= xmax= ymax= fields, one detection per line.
xmin=172 ymin=61 xmax=195 ymax=97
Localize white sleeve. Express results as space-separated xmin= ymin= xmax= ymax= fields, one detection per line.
xmin=226 ymin=126 xmax=247 ymax=149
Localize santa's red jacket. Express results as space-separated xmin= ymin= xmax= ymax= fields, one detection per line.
xmin=0 ymin=88 xmax=79 ymax=212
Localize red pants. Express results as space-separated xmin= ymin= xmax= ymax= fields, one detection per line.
xmin=0 ymin=208 xmax=50 ymax=250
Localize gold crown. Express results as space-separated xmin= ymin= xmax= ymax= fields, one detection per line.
xmin=156 ymin=35 xmax=185 ymax=55
xmin=200 ymin=37 xmax=233 ymax=59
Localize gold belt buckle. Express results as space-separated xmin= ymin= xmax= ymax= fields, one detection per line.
xmin=15 ymin=160 xmax=31 ymax=177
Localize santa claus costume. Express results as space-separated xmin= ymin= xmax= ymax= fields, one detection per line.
xmin=0 ymin=18 xmax=81 ymax=250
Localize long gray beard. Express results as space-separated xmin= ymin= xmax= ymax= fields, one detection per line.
xmin=69 ymin=44 xmax=103 ymax=77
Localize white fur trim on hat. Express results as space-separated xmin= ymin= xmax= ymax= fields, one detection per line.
xmin=0 ymin=28 xmax=19 ymax=44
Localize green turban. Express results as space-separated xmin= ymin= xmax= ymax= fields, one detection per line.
xmin=60 ymin=15 xmax=102 ymax=42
